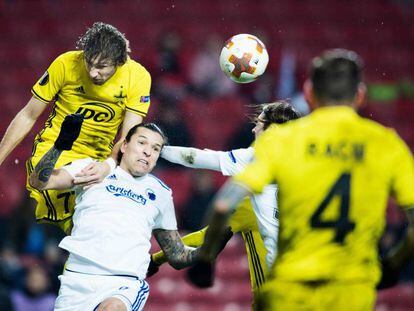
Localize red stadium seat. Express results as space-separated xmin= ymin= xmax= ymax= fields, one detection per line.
xmin=152 ymin=168 xmax=192 ymax=212
xmin=376 ymin=283 xmax=414 ymax=311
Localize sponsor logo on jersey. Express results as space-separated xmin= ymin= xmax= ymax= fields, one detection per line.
xmin=107 ymin=174 xmax=117 ymax=180
xmin=140 ymin=96 xmax=150 ymax=103
xmin=75 ymin=102 xmax=116 ymax=122
xmin=146 ymin=188 xmax=156 ymax=201
xmin=75 ymin=86 xmax=85 ymax=94
xmin=106 ymin=184 xmax=147 ymax=205
xmin=38 ymin=71 xmax=49 ymax=86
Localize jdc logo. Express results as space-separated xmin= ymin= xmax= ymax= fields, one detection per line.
xmin=75 ymin=103 xmax=115 ymax=122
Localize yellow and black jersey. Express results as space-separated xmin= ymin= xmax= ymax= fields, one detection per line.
xmin=235 ymin=106 xmax=414 ymax=284
xmin=31 ymin=50 xmax=151 ymax=161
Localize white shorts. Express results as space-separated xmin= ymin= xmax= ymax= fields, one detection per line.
xmin=54 ymin=270 xmax=149 ymax=311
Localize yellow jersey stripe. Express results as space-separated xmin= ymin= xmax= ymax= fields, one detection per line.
xmin=244 ymin=231 xmax=265 ymax=288
xmin=125 ymin=106 xmax=147 ymax=116
xmin=31 ymin=88 xmax=51 ymax=103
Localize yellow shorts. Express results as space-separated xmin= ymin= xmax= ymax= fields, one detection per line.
xmin=255 ymin=278 xmax=376 ymax=311
xmin=26 ymin=154 xmax=77 ymax=234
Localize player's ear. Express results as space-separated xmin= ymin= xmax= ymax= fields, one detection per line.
xmin=353 ymin=82 xmax=367 ymax=110
xmin=303 ymin=79 xmax=318 ymax=111
xmin=120 ymin=139 xmax=127 ymax=154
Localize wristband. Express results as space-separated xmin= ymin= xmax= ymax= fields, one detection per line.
xmin=104 ymin=157 xmax=117 ymax=171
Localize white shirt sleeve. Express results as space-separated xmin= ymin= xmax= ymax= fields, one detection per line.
xmin=153 ymin=191 xmax=178 ymax=230
xmin=161 ymin=146 xmax=222 ymax=171
xmin=218 ymin=147 xmax=254 ymax=176
xmin=61 ymin=158 xmax=96 ymax=178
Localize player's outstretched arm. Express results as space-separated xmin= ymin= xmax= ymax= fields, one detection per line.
xmin=153 ymin=229 xmax=200 ymax=270
xmin=0 ymin=97 xmax=47 ymax=166
xmin=151 ymin=227 xmax=208 ymax=269
xmin=186 ymin=180 xmax=249 ymax=288
xmin=29 ymin=114 xmax=84 ymax=191
xmin=378 ymin=207 xmax=414 ymax=289
xmin=161 ymin=146 xmax=222 ymax=171
xmin=148 ymin=226 xmax=233 ymax=277
xmin=199 ymin=180 xmax=250 ymax=262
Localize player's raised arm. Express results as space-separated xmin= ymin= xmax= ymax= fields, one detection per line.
xmin=111 ymin=109 xmax=145 ymax=160
xmin=186 ymin=179 xmax=251 ymax=288
xmin=0 ymin=96 xmax=48 ymax=166
xmin=161 ymin=146 xmax=222 ymax=171
xmin=73 ymin=110 xmax=144 ymax=187
xmin=199 ymin=180 xmax=251 ymax=261
xmin=29 ymin=114 xmax=84 ymax=191
xmin=152 ymin=229 xmax=200 ymax=270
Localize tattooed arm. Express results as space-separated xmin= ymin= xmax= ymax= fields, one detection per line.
xmin=153 ymin=229 xmax=200 ymax=270
xmin=29 ymin=146 xmax=74 ymax=191
xmin=29 ymin=113 xmax=84 ymax=191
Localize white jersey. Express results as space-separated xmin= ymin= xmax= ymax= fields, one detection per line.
xmin=59 ymin=159 xmax=177 ymax=280
xmin=218 ymin=147 xmax=278 ymax=268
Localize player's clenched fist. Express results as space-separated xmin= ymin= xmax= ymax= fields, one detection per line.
xmin=54 ymin=114 xmax=84 ymax=150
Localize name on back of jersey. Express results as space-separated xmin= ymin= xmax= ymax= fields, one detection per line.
xmin=307 ymin=141 xmax=365 ymax=162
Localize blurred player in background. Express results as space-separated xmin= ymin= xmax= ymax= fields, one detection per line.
xmin=148 ymin=101 xmax=300 ymax=304
xmin=0 ymin=22 xmax=151 ymax=234
xmin=190 ymin=49 xmax=414 ymax=310
xmin=29 ymin=116 xmax=200 ymax=311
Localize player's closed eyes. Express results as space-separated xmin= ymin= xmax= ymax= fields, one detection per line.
xmin=254 ymin=119 xmax=265 ymax=126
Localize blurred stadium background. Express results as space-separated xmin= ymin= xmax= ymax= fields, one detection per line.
xmin=0 ymin=0 xmax=413 ymax=310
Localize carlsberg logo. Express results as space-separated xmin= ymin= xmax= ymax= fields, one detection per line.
xmin=106 ymin=185 xmax=147 ymax=205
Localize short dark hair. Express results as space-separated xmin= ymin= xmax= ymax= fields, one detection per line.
xmin=116 ymin=123 xmax=168 ymax=164
xmin=76 ymin=22 xmax=131 ymax=66
xmin=253 ymin=101 xmax=300 ymax=130
xmin=310 ymin=49 xmax=363 ymax=104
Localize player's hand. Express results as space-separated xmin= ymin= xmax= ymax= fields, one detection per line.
xmin=54 ymin=114 xmax=84 ymax=150
xmin=377 ymin=258 xmax=401 ymax=290
xmin=146 ymin=255 xmax=161 ymax=278
xmin=186 ymin=260 xmax=215 ymax=288
xmin=73 ymin=161 xmax=111 ymax=189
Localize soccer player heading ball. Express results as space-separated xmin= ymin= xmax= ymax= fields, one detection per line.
xmin=190 ymin=48 xmax=414 ymax=310
xmin=0 ymin=22 xmax=152 ymax=234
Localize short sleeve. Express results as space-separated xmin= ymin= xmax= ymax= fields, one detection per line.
xmin=219 ymin=148 xmax=254 ymax=176
xmin=32 ymin=54 xmax=66 ymax=103
xmin=125 ymin=62 xmax=152 ymax=117
xmin=61 ymin=158 xmax=95 ymax=179
xmin=153 ymin=193 xmax=177 ymax=230
xmin=389 ymin=133 xmax=414 ymax=208
xmin=234 ymin=126 xmax=279 ymax=194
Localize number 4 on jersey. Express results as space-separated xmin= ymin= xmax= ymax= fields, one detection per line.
xmin=310 ymin=173 xmax=355 ymax=244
